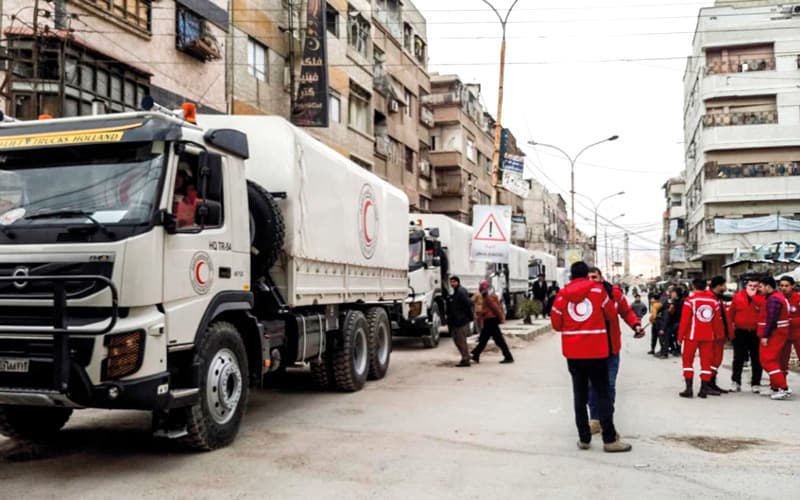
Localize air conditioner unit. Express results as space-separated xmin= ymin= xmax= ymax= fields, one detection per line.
xmin=389 ymin=100 xmax=400 ymax=113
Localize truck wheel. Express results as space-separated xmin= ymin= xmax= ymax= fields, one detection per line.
xmin=179 ymin=321 xmax=249 ymax=451
xmin=332 ymin=311 xmax=369 ymax=392
xmin=0 ymin=406 xmax=72 ymax=440
xmin=421 ymin=303 xmax=441 ymax=348
xmin=247 ymin=181 xmax=285 ymax=277
xmin=366 ymin=307 xmax=391 ymax=380
xmin=310 ymin=350 xmax=334 ymax=390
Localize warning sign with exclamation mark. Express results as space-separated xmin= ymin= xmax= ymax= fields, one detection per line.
xmin=471 ymin=205 xmax=512 ymax=263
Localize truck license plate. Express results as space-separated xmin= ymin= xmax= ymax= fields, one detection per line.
xmin=0 ymin=358 xmax=29 ymax=373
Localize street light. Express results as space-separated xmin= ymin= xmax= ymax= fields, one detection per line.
xmin=527 ymin=135 xmax=619 ymax=246
xmin=575 ymin=190 xmax=625 ymax=252
xmin=603 ymin=213 xmax=625 ymax=275
xmin=481 ymin=0 xmax=521 ymax=205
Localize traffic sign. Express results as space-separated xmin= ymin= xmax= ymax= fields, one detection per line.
xmin=471 ymin=205 xmax=511 ymax=263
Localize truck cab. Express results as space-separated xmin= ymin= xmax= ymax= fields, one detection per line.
xmin=400 ymin=223 xmax=445 ymax=347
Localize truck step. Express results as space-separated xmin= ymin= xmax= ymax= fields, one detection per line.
xmin=152 ymin=427 xmax=188 ymax=439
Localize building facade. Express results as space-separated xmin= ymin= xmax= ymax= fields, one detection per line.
xmin=523 ymin=179 xmax=568 ymax=265
xmin=682 ymin=1 xmax=800 ymax=276
xmin=229 ymin=0 xmax=433 ymax=211
xmin=0 ymin=0 xmax=228 ymax=118
xmin=661 ymin=175 xmax=703 ymax=278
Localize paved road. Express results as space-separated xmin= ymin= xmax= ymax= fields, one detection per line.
xmin=1 ymin=320 xmax=799 ymax=499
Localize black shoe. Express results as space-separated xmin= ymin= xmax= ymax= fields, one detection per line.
xmin=656 ymin=352 xmax=669 ymax=359
xmin=500 ymin=358 xmax=514 ymax=364
xmin=455 ymin=360 xmax=470 ymax=367
xmin=679 ymin=379 xmax=693 ymax=398
xmin=471 ymin=353 xmax=480 ymax=364
xmin=647 ymin=350 xmax=655 ymax=355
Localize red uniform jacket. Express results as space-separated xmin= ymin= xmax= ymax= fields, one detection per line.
xmin=788 ymin=292 xmax=800 ymax=334
xmin=727 ymin=289 xmax=760 ymax=336
xmin=605 ymin=284 xmax=641 ymax=354
xmin=678 ymin=290 xmax=725 ymax=343
xmin=756 ymin=292 xmax=790 ymax=339
xmin=551 ymin=278 xmax=617 ymax=359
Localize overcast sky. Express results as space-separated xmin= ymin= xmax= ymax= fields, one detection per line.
xmin=415 ymin=0 xmax=716 ymax=277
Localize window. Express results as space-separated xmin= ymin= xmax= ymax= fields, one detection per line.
xmin=174 ymin=152 xmax=224 ymax=230
xmin=247 ymin=38 xmax=268 ymax=82
xmin=405 ymin=146 xmax=414 ymax=172
xmin=373 ymin=46 xmax=385 ymax=79
xmin=347 ymin=6 xmax=370 ymax=58
xmin=81 ymin=0 xmax=151 ymax=32
xmin=176 ymin=7 xmax=221 ymax=61
xmin=348 ymin=82 xmax=372 ymax=134
xmin=485 ymin=155 xmax=493 ymax=175
xmin=330 ymin=94 xmax=341 ymax=123
xmin=466 ymin=138 xmax=476 ymax=162
xmin=431 ymin=135 xmax=438 ymax=150
xmin=404 ymin=88 xmax=413 ymax=117
xmin=350 ymin=155 xmax=372 ymax=171
xmin=326 ymin=4 xmax=339 ymax=37
xmin=414 ymin=36 xmax=426 ymax=64
xmin=403 ymin=23 xmax=413 ymax=51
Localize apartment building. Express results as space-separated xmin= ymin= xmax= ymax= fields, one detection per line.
xmin=0 ymin=0 xmax=228 ymax=118
xmin=230 ymin=0 xmax=432 ymax=211
xmin=425 ymin=73 xmax=525 ymax=224
xmin=523 ymin=179 xmax=569 ymax=265
xmin=660 ymin=175 xmax=703 ymax=278
xmin=682 ymin=1 xmax=800 ymax=275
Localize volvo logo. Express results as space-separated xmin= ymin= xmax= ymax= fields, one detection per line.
xmin=12 ymin=266 xmax=29 ymax=289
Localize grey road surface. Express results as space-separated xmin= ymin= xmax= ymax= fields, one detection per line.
xmin=1 ymin=321 xmax=799 ymax=500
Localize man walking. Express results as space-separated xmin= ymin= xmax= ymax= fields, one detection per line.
xmin=780 ymin=276 xmax=800 ymax=380
xmin=631 ymin=294 xmax=648 ymax=322
xmin=678 ymin=278 xmax=725 ymax=398
xmin=757 ymin=277 xmax=792 ymax=400
xmin=586 ymin=268 xmax=644 ymax=436
xmin=471 ymin=280 xmax=514 ymax=364
xmin=445 ymin=276 xmax=473 ymax=367
xmin=728 ymin=278 xmax=764 ymax=393
xmin=531 ymin=274 xmax=548 ymax=319
xmin=709 ymin=276 xmax=731 ymax=394
xmin=550 ymin=261 xmax=631 ymax=453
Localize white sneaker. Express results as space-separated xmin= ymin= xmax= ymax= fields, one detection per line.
xmin=730 ymin=382 xmax=741 ymax=392
xmin=751 ymin=385 xmax=761 ymax=394
xmin=770 ymin=388 xmax=792 ymax=401
xmin=786 ymin=387 xmax=793 ymax=395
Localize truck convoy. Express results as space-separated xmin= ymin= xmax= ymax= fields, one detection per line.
xmin=0 ymin=107 xmax=408 ymax=450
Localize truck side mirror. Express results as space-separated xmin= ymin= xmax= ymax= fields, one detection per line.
xmin=200 ymin=153 xmax=223 ymax=202
xmin=432 ymin=256 xmax=441 ymax=267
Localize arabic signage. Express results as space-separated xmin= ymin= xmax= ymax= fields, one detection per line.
xmin=502 ymin=172 xmax=530 ymax=198
xmin=471 ymin=205 xmax=512 ymax=263
xmin=291 ymin=0 xmax=329 ymax=127
xmin=511 ymin=215 xmax=527 ymax=241
xmin=502 ymin=154 xmax=525 ymax=175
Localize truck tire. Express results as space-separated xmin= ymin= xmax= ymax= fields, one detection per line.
xmin=332 ymin=310 xmax=369 ymax=392
xmin=247 ymin=181 xmax=285 ymax=277
xmin=421 ymin=303 xmax=441 ymax=348
xmin=310 ymin=349 xmax=334 ymax=390
xmin=0 ymin=406 xmax=72 ymax=441
xmin=179 ymin=321 xmax=249 ymax=451
xmin=366 ymin=307 xmax=391 ymax=380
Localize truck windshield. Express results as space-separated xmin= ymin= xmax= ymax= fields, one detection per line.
xmin=0 ymin=142 xmax=164 ymax=230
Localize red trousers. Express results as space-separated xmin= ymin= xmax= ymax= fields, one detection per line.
xmin=682 ymin=340 xmax=714 ymax=382
xmin=711 ymin=338 xmax=726 ymax=376
xmin=780 ymin=329 xmax=800 ymax=375
xmin=760 ymin=331 xmax=789 ymax=390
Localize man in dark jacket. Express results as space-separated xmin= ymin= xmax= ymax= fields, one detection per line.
xmin=531 ymin=274 xmax=549 ymax=318
xmin=445 ymin=276 xmax=473 ymax=367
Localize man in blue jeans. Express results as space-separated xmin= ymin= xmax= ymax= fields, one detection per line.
xmin=587 ymin=268 xmax=644 ymax=435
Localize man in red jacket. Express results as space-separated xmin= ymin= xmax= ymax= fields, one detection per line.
xmin=728 ymin=278 xmax=764 ymax=392
xmin=551 ymin=262 xmax=631 ymax=453
xmin=757 ymin=277 xmax=792 ymax=400
xmin=778 ymin=276 xmax=800 ymax=382
xmin=678 ymin=278 xmax=725 ymax=398
xmin=586 ymin=268 xmax=644 ymax=435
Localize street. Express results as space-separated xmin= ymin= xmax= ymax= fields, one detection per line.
xmin=1 ymin=319 xmax=799 ymax=500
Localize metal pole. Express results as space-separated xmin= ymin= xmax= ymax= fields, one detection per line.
xmin=570 ymin=158 xmax=576 ymax=246
xmin=605 ymin=226 xmax=609 ymax=275
xmin=32 ymin=0 xmax=40 ymax=117
xmin=288 ymin=0 xmax=296 ymax=113
xmin=594 ymin=208 xmax=598 ymax=266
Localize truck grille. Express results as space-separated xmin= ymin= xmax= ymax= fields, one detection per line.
xmin=0 ymin=336 xmax=94 ymax=390
xmin=0 ymin=262 xmax=113 ymax=299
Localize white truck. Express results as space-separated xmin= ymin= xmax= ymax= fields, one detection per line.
xmin=0 ymin=108 xmax=408 ymax=450
xmin=528 ymin=250 xmax=558 ymax=284
xmin=489 ymin=245 xmax=533 ymax=318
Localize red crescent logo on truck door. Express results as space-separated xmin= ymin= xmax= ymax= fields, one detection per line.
xmin=190 ymin=251 xmax=214 ymax=295
xmin=358 ymin=184 xmax=378 ymax=259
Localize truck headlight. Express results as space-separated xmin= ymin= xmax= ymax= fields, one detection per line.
xmin=409 ymin=301 xmax=422 ymax=319
xmin=102 ymin=330 xmax=145 ymax=380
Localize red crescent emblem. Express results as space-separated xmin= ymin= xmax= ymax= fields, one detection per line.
xmin=363 ymin=200 xmax=373 ymax=244
xmin=195 ymin=261 xmax=206 ymax=286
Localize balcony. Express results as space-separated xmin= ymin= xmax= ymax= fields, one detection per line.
xmin=432 ymin=177 xmax=465 ymax=197
xmin=705 ymin=57 xmax=775 ymax=76
xmin=702 ymin=110 xmax=777 ymax=127
xmin=700 ymin=121 xmax=800 ymax=152
xmin=430 ymin=150 xmax=463 ymax=169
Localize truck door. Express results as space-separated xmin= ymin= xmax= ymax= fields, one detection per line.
xmin=162 ymin=148 xmax=234 ymax=345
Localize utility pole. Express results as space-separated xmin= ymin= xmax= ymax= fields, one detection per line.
xmin=604 ymin=227 xmax=609 ymax=276
xmin=482 ymin=0 xmax=520 ymax=205
xmin=624 ymin=233 xmax=630 ymax=280
xmin=287 ymin=0 xmax=297 ymax=114
xmin=32 ymin=0 xmax=40 ymax=117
